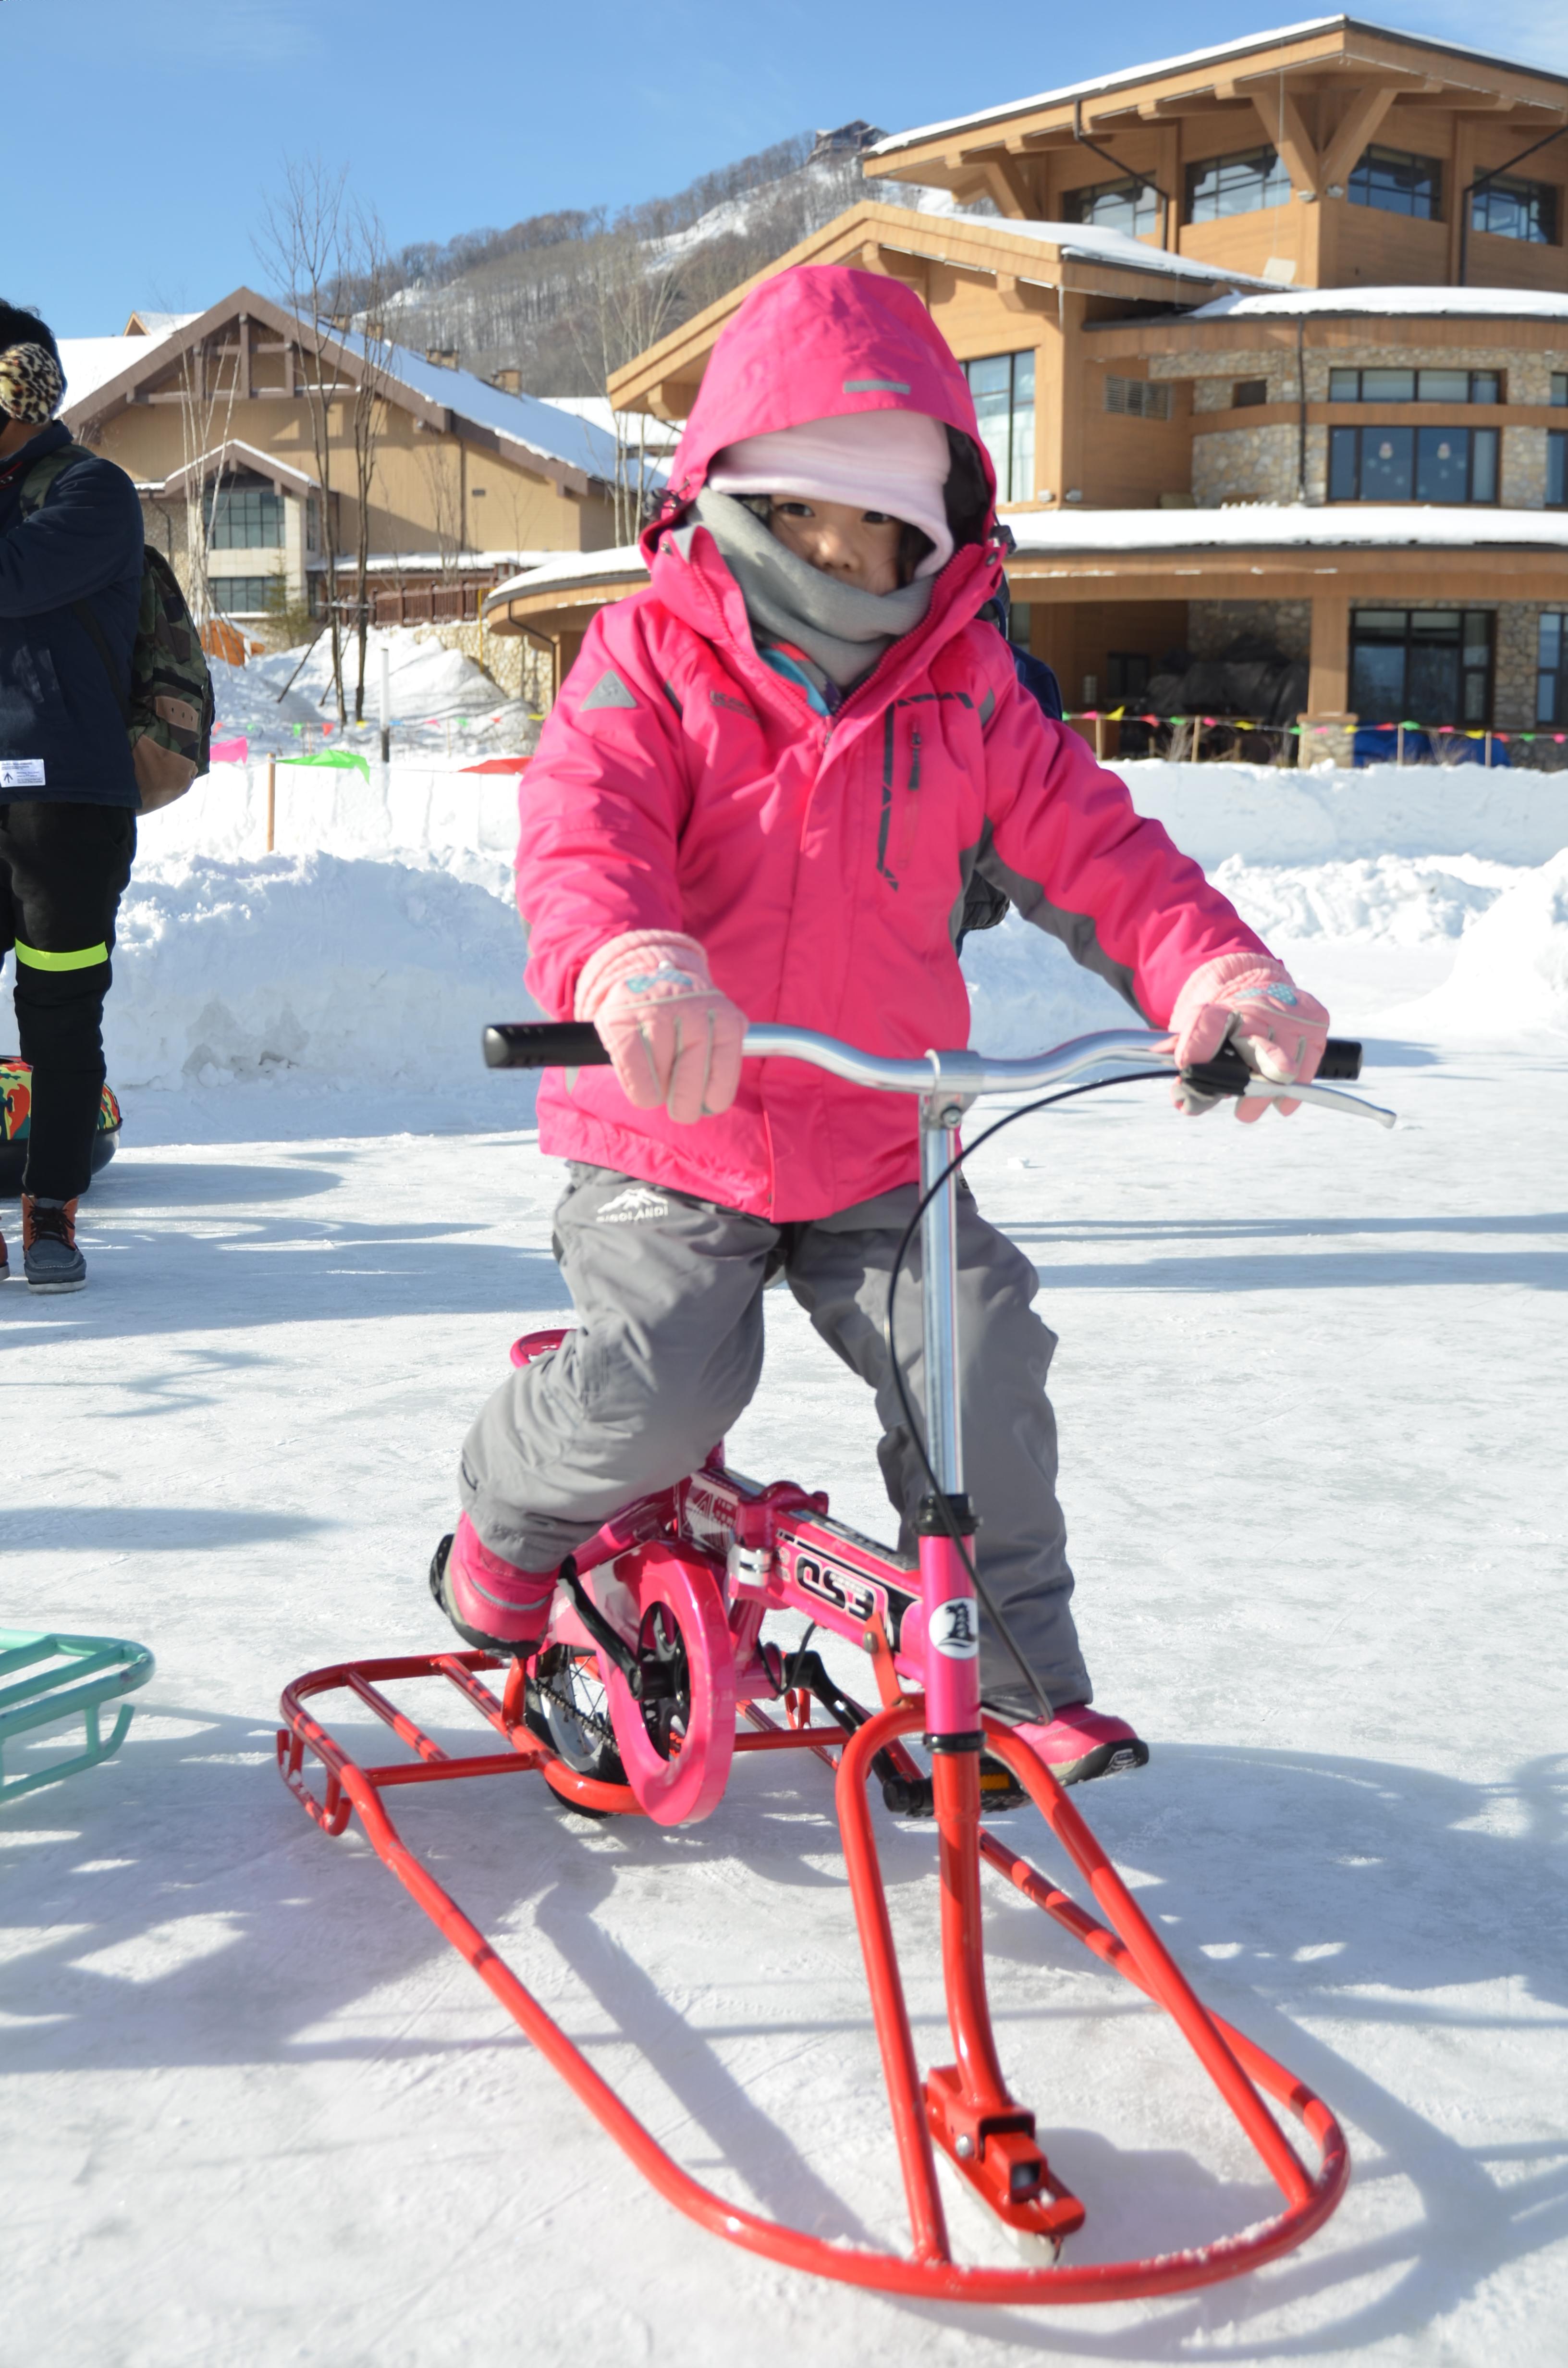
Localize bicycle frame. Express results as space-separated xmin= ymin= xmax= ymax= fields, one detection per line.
xmin=277 ymin=1023 xmax=1380 ymax=2299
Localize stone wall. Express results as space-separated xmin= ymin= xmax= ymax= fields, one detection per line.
xmin=1169 ymin=339 xmax=1565 ymax=510
xmin=1187 ymin=599 xmax=1312 ymax=661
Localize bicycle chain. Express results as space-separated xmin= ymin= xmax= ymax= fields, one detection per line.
xmin=532 ymin=1667 xmax=617 ymax=1749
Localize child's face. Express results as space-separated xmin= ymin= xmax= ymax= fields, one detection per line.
xmin=767 ymin=497 xmax=905 ymax=595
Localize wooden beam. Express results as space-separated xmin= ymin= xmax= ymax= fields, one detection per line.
xmin=1248 ymin=83 xmax=1323 ymax=195
xmin=976 ymin=154 xmax=1034 ymax=219
xmin=1320 ymin=85 xmax=1398 ymax=191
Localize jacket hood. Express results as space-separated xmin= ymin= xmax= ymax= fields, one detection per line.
xmin=643 ymin=267 xmax=995 ymax=563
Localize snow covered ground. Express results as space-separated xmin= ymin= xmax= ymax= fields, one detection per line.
xmin=4 ymin=760 xmax=1567 ymax=2364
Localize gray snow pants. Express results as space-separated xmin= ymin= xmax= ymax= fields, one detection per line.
xmin=459 ymin=1163 xmax=1091 ymax=1716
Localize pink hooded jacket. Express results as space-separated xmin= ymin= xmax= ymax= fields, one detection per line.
xmin=517 ymin=266 xmax=1267 ymax=1221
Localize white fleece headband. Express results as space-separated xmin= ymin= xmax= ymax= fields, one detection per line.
xmin=707 ymin=409 xmax=954 ymax=577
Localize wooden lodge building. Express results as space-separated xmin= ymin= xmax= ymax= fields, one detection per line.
xmin=56 ymin=292 xmax=631 ymax=637
xmin=487 ymin=16 xmax=1568 ymax=757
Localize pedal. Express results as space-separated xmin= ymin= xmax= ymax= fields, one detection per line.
xmin=923 ymin=2065 xmax=1085 ymax=2246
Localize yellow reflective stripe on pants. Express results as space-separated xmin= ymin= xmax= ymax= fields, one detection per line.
xmin=13 ymin=938 xmax=109 ymax=972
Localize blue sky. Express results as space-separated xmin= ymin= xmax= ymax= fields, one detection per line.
xmin=14 ymin=0 xmax=1567 ymax=335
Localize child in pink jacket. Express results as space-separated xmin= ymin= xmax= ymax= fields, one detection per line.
xmin=434 ymin=265 xmax=1327 ymax=1784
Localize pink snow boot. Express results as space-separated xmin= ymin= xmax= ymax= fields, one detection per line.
xmin=1009 ymin=1703 xmax=1149 ymax=1788
xmin=429 ymin=1515 xmax=558 ymax=1653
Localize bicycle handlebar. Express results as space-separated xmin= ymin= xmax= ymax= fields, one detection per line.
xmin=482 ymin=1021 xmax=1391 ymax=1124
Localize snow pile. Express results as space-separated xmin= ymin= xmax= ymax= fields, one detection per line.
xmin=210 ymin=626 xmax=537 ymax=761
xmin=1392 ymin=850 xmax=1568 ymax=1043
xmin=1211 ymin=852 xmax=1517 ymax=945
xmin=101 ymin=852 xmax=533 ymax=1089
xmin=1115 ymin=758 xmax=1568 ymax=869
xmin=148 ymin=761 xmax=521 ymax=893
xmin=961 ymin=911 xmax=1130 ymax=1049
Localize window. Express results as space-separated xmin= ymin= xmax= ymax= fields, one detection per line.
xmin=1105 ymin=375 xmax=1171 ymax=420
xmin=1106 ymin=653 xmax=1150 ymax=701
xmin=1233 ymin=378 xmax=1269 ymax=408
xmin=1328 ymin=424 xmax=1498 ymax=503
xmin=1007 ymin=602 xmax=1032 ymax=648
xmin=1185 ymin=146 xmax=1290 ymax=222
xmin=1349 ymin=609 xmax=1493 ymax=727
xmin=1326 ymin=369 xmax=1501 ymax=403
xmin=1549 ymin=431 xmax=1567 ymax=507
xmin=962 ymin=350 xmax=1035 ymax=503
xmin=1062 ymin=174 xmax=1159 ymax=240
xmin=208 ymin=575 xmax=277 ymax=616
xmin=1470 ymin=173 xmax=1558 ymax=245
xmin=1348 ymin=146 xmax=1442 ymax=220
xmin=1552 ymin=373 xmax=1568 ymax=407
xmin=1538 ymin=614 xmax=1567 ymax=725
xmin=204 ymin=480 xmax=285 ymax=549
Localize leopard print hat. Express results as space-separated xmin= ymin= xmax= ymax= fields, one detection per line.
xmin=0 ymin=342 xmax=66 ymax=424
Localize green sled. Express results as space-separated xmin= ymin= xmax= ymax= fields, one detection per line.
xmin=0 ymin=1629 xmax=156 ymax=1803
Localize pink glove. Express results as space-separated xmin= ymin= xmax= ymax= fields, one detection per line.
xmin=576 ymin=929 xmax=746 ymax=1125
xmin=1168 ymin=953 xmax=1328 ymax=1124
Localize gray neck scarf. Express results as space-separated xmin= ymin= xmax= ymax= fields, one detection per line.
xmin=693 ymin=487 xmax=933 ymax=690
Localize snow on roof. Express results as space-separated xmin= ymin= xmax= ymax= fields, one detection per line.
xmin=868 ymin=16 xmax=1568 ymax=157
xmin=934 ymin=210 xmax=1279 ymax=287
xmin=332 ymin=331 xmax=668 ymax=489
xmin=1006 ymin=502 xmax=1568 ymax=555
xmin=1182 ymin=284 xmax=1568 ymax=321
xmin=56 ymin=331 xmax=177 ymax=408
xmin=547 ymin=395 xmax=682 ymax=450
xmin=486 ymin=545 xmax=648 ymax=605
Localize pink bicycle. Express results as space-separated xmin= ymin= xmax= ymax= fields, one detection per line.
xmin=278 ymin=1018 xmax=1390 ymax=2304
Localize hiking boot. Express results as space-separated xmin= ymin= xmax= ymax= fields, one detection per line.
xmin=22 ymin=1196 xmax=86 ymax=1293
xmin=429 ymin=1515 xmax=558 ymax=1652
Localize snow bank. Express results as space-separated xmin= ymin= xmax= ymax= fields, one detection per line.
xmin=101 ymin=853 xmax=534 ymax=1089
xmin=1391 ymin=851 xmax=1568 ymax=1044
xmin=147 ymin=762 xmax=520 ymax=893
xmin=1113 ymin=758 xmax=1568 ymax=870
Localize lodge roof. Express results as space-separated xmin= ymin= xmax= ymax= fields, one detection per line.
xmin=58 ymin=287 xmax=650 ymax=499
xmin=866 ymin=15 xmax=1568 ymax=162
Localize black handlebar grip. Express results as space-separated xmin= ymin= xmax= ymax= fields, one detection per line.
xmin=482 ymin=1021 xmax=612 ymax=1070
xmin=1181 ymin=1035 xmax=1363 ymax=1096
xmin=1318 ymin=1037 xmax=1363 ymax=1081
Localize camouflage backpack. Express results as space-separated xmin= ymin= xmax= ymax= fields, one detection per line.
xmin=20 ymin=443 xmax=215 ymax=811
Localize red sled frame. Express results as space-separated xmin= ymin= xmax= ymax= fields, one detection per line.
xmin=278 ymin=1023 xmax=1357 ymax=2303
xmin=278 ymin=1630 xmax=1347 ymax=2304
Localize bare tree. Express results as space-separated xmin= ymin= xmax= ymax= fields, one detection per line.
xmin=257 ymin=158 xmax=351 ymax=725
xmin=571 ymin=225 xmax=684 ymax=542
xmin=347 ymin=202 xmax=395 ymax=723
xmin=412 ymin=436 xmax=465 ymax=580
xmin=172 ymin=327 xmax=242 ymax=631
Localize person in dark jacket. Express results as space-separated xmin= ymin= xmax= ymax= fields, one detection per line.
xmin=0 ymin=302 xmax=145 ymax=1291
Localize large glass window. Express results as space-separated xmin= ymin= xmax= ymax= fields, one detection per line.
xmin=208 ymin=575 xmax=277 ymax=615
xmin=1538 ymin=614 xmax=1567 ymax=725
xmin=1061 ymin=174 xmax=1159 ymax=239
xmin=205 ymin=480 xmax=286 ymax=549
xmin=1185 ymin=146 xmax=1290 ymax=222
xmin=1549 ymin=431 xmax=1567 ymax=507
xmin=1349 ymin=609 xmax=1493 ymax=726
xmin=1327 ymin=368 xmax=1501 ymax=403
xmin=961 ymin=350 xmax=1035 ymax=504
xmin=1348 ymin=145 xmax=1442 ymax=219
xmin=1553 ymin=373 xmax=1568 ymax=407
xmin=1328 ymin=424 xmax=1498 ymax=503
xmin=1470 ymin=173 xmax=1558 ymax=245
